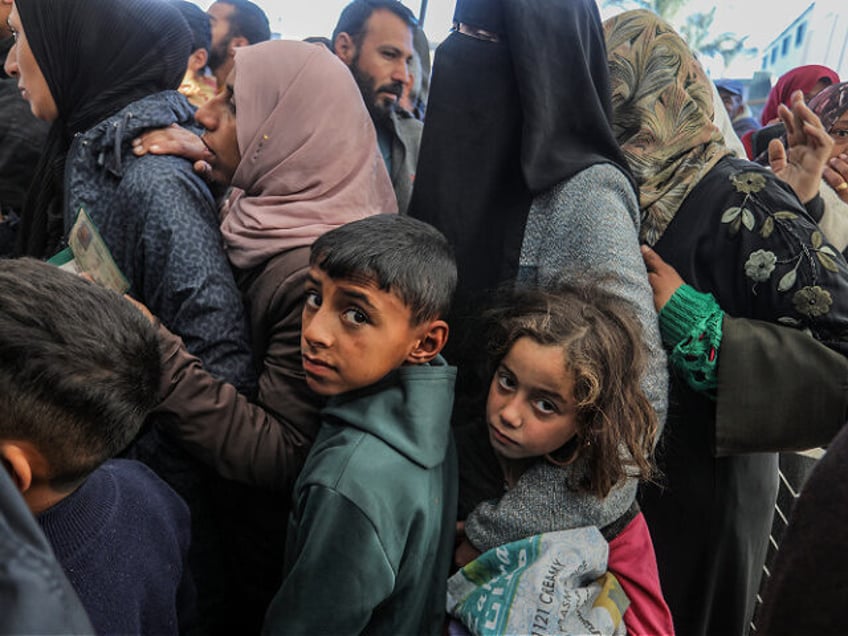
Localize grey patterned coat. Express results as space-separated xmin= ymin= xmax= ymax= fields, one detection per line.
xmin=63 ymin=90 xmax=255 ymax=393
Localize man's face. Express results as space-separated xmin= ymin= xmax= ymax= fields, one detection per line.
xmin=345 ymin=9 xmax=414 ymax=121
xmin=718 ymin=88 xmax=743 ymax=119
xmin=207 ymin=1 xmax=235 ymax=72
xmin=193 ymin=70 xmax=240 ymax=185
xmin=300 ymin=266 xmax=427 ymax=396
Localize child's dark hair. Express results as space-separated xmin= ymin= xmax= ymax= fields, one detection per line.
xmin=310 ymin=214 xmax=457 ymax=325
xmin=0 ymin=259 xmax=162 ymax=488
xmin=484 ymin=283 xmax=657 ymax=498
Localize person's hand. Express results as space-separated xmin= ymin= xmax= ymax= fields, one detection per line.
xmin=131 ymin=123 xmax=214 ymax=180
xmin=641 ymin=245 xmax=685 ymax=312
xmin=768 ymin=90 xmax=833 ymax=203
xmin=824 ymin=152 xmax=848 ymax=202
xmin=123 ymin=293 xmax=157 ymax=325
xmin=454 ymin=537 xmax=482 ymax=569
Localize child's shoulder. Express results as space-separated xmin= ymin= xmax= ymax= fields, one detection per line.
xmin=100 ymin=458 xmax=189 ymax=518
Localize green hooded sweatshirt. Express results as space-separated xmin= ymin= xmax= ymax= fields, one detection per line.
xmin=264 ymin=356 xmax=458 ymax=635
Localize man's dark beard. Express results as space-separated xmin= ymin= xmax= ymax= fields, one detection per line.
xmin=350 ymin=55 xmax=402 ymax=124
xmin=207 ymin=35 xmax=231 ymax=73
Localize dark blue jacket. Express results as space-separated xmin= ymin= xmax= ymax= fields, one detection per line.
xmin=63 ymin=90 xmax=254 ymax=393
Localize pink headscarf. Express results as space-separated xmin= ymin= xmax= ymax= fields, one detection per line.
xmin=221 ymin=40 xmax=398 ymax=270
xmin=760 ymin=64 xmax=840 ymax=125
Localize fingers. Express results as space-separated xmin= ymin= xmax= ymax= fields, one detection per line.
xmin=131 ymin=124 xmax=210 ymax=162
xmin=777 ymin=102 xmax=796 ymax=141
xmin=640 ymin=244 xmax=666 ymax=273
xmin=828 ymin=153 xmax=848 ymax=180
xmin=824 ymin=163 xmax=848 ymax=200
xmin=768 ymin=137 xmax=788 ymax=173
xmin=193 ymin=159 xmax=213 ymax=181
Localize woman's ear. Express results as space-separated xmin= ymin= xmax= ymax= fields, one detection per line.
xmin=0 ymin=442 xmax=34 ymax=494
xmin=406 ymin=319 xmax=449 ymax=365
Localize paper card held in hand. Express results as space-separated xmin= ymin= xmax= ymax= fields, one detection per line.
xmin=47 ymin=208 xmax=129 ymax=294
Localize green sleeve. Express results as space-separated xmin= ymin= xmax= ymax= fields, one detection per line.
xmin=263 ymin=486 xmax=395 ymax=635
xmin=658 ymin=284 xmax=724 ymax=396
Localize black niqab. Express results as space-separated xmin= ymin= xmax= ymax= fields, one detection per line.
xmin=409 ymin=0 xmax=631 ymax=297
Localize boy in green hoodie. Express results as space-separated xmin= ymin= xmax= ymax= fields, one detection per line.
xmin=263 ymin=214 xmax=458 ymax=635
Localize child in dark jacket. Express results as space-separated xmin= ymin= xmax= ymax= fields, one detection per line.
xmin=0 ymin=259 xmax=194 ymax=635
xmin=262 ymin=214 xmax=458 ymax=635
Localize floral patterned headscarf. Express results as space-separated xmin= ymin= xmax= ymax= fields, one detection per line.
xmin=604 ymin=10 xmax=731 ymax=245
xmin=808 ymin=81 xmax=848 ymax=134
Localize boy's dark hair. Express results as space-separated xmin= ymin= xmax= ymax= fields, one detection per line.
xmin=0 ymin=259 xmax=161 ymax=488
xmin=332 ymin=0 xmax=417 ymax=50
xmin=310 ymin=214 xmax=456 ymax=325
xmin=484 ymin=283 xmax=657 ymax=498
xmin=172 ymin=0 xmax=212 ymax=53
xmin=219 ymin=0 xmax=271 ymax=44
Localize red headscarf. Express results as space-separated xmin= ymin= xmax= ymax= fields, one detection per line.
xmin=761 ymin=64 xmax=840 ymax=125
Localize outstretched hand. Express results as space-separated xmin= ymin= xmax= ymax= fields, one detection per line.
xmin=641 ymin=245 xmax=685 ymax=312
xmin=768 ymin=89 xmax=833 ymax=203
xmin=131 ymin=123 xmax=214 ymax=180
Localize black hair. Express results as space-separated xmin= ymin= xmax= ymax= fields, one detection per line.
xmin=332 ymin=0 xmax=417 ymax=50
xmin=172 ymin=0 xmax=212 ymax=52
xmin=310 ymin=214 xmax=456 ymax=325
xmin=217 ymin=0 xmax=271 ymax=44
xmin=0 ymin=259 xmax=161 ymax=488
xmin=303 ymin=36 xmax=333 ymax=51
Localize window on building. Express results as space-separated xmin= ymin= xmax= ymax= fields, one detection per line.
xmin=796 ymin=22 xmax=806 ymax=46
xmin=782 ymin=36 xmax=791 ymax=56
xmin=762 ymin=56 xmax=769 ymax=70
xmin=771 ymin=47 xmax=779 ymax=64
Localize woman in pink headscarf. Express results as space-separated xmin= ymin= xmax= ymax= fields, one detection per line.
xmin=132 ymin=39 xmax=397 ymax=630
xmin=761 ymin=64 xmax=839 ymax=125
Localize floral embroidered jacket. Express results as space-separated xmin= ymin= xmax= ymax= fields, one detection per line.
xmin=654 ymin=154 xmax=848 ymax=357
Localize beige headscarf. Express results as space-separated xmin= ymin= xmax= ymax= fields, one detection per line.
xmin=604 ymin=10 xmax=731 ymax=245
xmin=221 ymin=40 xmax=397 ymax=269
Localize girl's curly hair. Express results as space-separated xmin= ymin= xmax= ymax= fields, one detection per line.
xmin=483 ymin=283 xmax=658 ymax=498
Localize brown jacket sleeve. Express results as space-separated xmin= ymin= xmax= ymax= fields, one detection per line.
xmin=715 ymin=316 xmax=848 ymax=455
xmin=153 ymin=249 xmax=322 ymax=490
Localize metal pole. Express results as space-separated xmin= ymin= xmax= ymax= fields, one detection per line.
xmin=418 ymin=0 xmax=429 ymax=27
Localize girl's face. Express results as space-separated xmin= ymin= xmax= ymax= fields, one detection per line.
xmin=3 ymin=4 xmax=58 ymax=121
xmin=486 ymin=336 xmax=579 ymax=461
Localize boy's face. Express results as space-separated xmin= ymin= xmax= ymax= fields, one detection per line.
xmin=301 ymin=266 xmax=428 ymax=396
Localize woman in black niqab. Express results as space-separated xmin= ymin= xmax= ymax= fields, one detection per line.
xmin=11 ymin=0 xmax=191 ymax=258
xmin=409 ymin=0 xmax=631 ymax=296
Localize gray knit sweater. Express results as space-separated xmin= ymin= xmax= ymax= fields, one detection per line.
xmin=466 ymin=163 xmax=667 ymax=550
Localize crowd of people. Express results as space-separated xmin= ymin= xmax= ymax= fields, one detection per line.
xmin=1 ymin=0 xmax=847 ymax=635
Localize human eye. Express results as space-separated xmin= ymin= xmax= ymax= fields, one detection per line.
xmin=304 ymin=289 xmax=321 ymax=310
xmin=381 ymin=48 xmax=399 ymax=60
xmin=496 ymin=370 xmax=516 ymax=392
xmin=832 ymin=129 xmax=848 ymax=140
xmin=341 ymin=307 xmax=370 ymax=326
xmin=532 ymin=398 xmax=558 ymax=415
